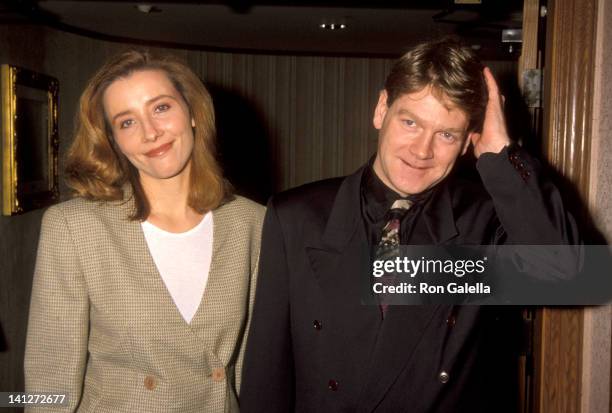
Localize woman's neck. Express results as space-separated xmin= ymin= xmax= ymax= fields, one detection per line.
xmin=139 ymin=172 xmax=204 ymax=233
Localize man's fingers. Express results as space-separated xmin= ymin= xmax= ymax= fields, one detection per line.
xmin=483 ymin=67 xmax=501 ymax=101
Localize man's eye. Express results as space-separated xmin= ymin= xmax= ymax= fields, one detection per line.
xmin=120 ymin=119 xmax=135 ymax=129
xmin=403 ymin=119 xmax=416 ymax=127
xmin=440 ymin=131 xmax=456 ymax=141
xmin=155 ymin=103 xmax=170 ymax=112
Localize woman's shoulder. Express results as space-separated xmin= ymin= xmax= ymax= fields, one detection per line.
xmin=43 ymin=197 xmax=94 ymax=221
xmin=43 ymin=196 xmax=130 ymax=227
xmin=215 ymin=195 xmax=265 ymax=224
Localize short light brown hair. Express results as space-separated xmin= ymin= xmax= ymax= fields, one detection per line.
xmin=384 ymin=37 xmax=487 ymax=132
xmin=65 ymin=50 xmax=231 ymax=220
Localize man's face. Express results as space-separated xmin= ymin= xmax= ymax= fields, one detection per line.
xmin=372 ymin=86 xmax=474 ymax=196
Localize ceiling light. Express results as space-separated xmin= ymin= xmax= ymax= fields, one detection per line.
xmin=136 ymin=4 xmax=161 ymax=14
xmin=319 ymin=23 xmax=346 ymax=31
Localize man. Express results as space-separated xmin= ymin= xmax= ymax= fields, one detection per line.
xmin=240 ymin=38 xmax=578 ymax=412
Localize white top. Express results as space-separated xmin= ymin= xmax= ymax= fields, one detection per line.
xmin=141 ymin=212 xmax=213 ymax=323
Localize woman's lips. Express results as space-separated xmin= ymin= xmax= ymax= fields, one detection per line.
xmin=145 ymin=142 xmax=173 ymax=157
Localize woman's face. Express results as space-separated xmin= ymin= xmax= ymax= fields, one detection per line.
xmin=103 ymin=69 xmax=195 ymax=184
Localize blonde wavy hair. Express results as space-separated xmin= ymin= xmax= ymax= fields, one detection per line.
xmin=65 ymin=49 xmax=231 ymax=220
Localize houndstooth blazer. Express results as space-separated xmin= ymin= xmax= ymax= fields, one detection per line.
xmin=24 ymin=192 xmax=265 ymax=412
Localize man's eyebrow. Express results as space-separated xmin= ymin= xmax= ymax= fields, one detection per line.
xmin=110 ymin=94 xmax=178 ymax=123
xmin=396 ymin=108 xmax=466 ymax=133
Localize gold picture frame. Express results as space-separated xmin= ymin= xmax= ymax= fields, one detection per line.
xmin=1 ymin=65 xmax=59 ymax=215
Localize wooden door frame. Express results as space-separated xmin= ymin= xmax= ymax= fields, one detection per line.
xmin=534 ymin=0 xmax=600 ymax=412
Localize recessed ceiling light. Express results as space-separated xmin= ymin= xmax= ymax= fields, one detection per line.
xmin=136 ymin=4 xmax=162 ymax=14
xmin=319 ymin=23 xmax=347 ymax=31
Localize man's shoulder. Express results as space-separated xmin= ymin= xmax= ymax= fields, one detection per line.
xmin=444 ymin=169 xmax=496 ymax=219
xmin=270 ymin=176 xmax=346 ymax=217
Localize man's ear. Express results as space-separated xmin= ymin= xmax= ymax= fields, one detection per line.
xmin=191 ymin=117 xmax=196 ymax=128
xmin=373 ymin=90 xmax=389 ymax=130
xmin=462 ymin=132 xmax=477 ymax=155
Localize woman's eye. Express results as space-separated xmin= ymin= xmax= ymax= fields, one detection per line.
xmin=155 ymin=103 xmax=170 ymax=112
xmin=120 ymin=119 xmax=135 ymax=129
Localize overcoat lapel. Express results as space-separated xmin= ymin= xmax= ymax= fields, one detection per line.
xmin=305 ymin=168 xmax=380 ymax=320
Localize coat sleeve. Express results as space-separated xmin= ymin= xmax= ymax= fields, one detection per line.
xmin=24 ymin=205 xmax=89 ymax=412
xmin=477 ymin=144 xmax=580 ymax=245
xmin=239 ymin=200 xmax=295 ymax=412
xmin=476 ymin=144 xmax=583 ymax=283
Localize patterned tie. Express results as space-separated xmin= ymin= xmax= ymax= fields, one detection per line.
xmin=376 ymin=199 xmax=412 ymax=316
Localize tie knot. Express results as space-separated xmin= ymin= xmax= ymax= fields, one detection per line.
xmin=390 ymin=199 xmax=412 ymax=211
xmin=385 ymin=199 xmax=412 ymax=222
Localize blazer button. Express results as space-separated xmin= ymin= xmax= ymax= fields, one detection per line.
xmin=144 ymin=375 xmax=157 ymax=390
xmin=446 ymin=315 xmax=456 ymax=327
xmin=438 ymin=371 xmax=450 ymax=384
xmin=328 ymin=379 xmax=339 ymax=391
xmin=212 ymin=367 xmax=225 ymax=382
xmin=313 ymin=320 xmax=323 ymax=330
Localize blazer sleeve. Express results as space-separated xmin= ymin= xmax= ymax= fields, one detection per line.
xmin=24 ymin=205 xmax=89 ymax=412
xmin=240 ymin=200 xmax=295 ymax=412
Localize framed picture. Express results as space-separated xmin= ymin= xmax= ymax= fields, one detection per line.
xmin=1 ymin=65 xmax=59 ymax=216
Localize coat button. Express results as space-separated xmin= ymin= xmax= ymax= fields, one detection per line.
xmin=328 ymin=379 xmax=339 ymax=391
xmin=446 ymin=316 xmax=456 ymax=327
xmin=313 ymin=320 xmax=323 ymax=330
xmin=212 ymin=367 xmax=225 ymax=382
xmin=438 ymin=371 xmax=450 ymax=384
xmin=144 ymin=375 xmax=157 ymax=390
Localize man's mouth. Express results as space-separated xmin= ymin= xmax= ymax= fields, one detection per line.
xmin=401 ymin=158 xmax=429 ymax=170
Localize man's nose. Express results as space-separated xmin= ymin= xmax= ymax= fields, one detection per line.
xmin=410 ymin=133 xmax=434 ymax=160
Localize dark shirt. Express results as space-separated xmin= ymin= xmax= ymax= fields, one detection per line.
xmin=360 ymin=158 xmax=435 ymax=246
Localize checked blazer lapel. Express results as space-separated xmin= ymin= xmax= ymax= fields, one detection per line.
xmin=102 ymin=192 xmax=246 ymax=363
xmin=188 ymin=201 xmax=245 ymax=351
xmin=102 ymin=195 xmax=187 ymax=327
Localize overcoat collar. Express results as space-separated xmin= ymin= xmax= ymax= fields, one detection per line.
xmin=318 ymin=166 xmax=460 ymax=249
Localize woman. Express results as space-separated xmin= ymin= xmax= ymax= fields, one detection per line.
xmin=24 ymin=50 xmax=265 ymax=412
